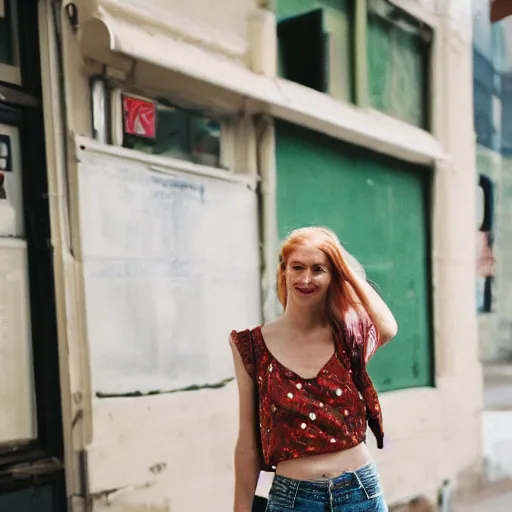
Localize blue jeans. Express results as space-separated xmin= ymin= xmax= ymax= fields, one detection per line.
xmin=265 ymin=462 xmax=388 ymax=511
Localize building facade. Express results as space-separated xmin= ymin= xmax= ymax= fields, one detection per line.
xmin=473 ymin=0 xmax=512 ymax=363
xmin=0 ymin=0 xmax=483 ymax=511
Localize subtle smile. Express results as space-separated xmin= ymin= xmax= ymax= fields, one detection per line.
xmin=295 ymin=287 xmax=316 ymax=295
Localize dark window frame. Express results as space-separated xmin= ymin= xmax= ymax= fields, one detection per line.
xmin=0 ymin=1 xmax=65 ymax=503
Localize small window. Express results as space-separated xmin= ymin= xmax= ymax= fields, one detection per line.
xmin=276 ymin=2 xmax=355 ymax=102
xmin=277 ymin=9 xmax=329 ymax=93
xmin=0 ymin=0 xmax=21 ymax=84
xmin=110 ymin=90 xmax=222 ymax=168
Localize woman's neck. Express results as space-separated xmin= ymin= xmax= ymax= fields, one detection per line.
xmin=282 ymin=301 xmax=329 ymax=332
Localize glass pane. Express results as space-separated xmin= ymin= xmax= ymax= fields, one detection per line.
xmin=0 ymin=241 xmax=38 ymax=444
xmin=0 ymin=0 xmax=15 ymax=66
xmin=123 ymin=102 xmax=221 ymax=168
xmin=0 ymin=125 xmax=37 ymax=444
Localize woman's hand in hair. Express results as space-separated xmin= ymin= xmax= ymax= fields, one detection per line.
xmin=343 ymin=258 xmax=398 ymax=345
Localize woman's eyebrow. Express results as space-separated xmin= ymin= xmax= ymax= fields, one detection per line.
xmin=289 ymin=260 xmax=328 ymax=267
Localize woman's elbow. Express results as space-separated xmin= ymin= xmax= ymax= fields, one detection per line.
xmin=381 ymin=317 xmax=398 ymax=344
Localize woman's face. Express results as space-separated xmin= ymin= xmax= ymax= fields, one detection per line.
xmin=285 ymin=244 xmax=332 ymax=307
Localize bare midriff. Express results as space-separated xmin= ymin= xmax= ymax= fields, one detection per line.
xmin=275 ymin=442 xmax=373 ymax=481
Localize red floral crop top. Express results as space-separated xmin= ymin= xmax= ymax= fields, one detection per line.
xmin=230 ymin=309 xmax=384 ymax=471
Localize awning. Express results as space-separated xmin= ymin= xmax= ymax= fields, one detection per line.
xmin=490 ymin=0 xmax=512 ymax=23
xmin=80 ymin=10 xmax=277 ymax=105
xmin=80 ymin=11 xmax=446 ymax=166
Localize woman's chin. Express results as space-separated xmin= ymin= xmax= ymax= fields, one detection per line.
xmin=290 ymin=292 xmax=325 ymax=308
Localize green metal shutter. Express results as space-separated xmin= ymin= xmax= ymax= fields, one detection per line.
xmin=275 ymin=121 xmax=434 ymax=392
xmin=366 ymin=7 xmax=431 ymax=129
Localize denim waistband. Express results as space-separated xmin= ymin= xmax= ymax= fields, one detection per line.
xmin=269 ymin=462 xmax=384 ymax=506
xmin=274 ymin=461 xmax=377 ymax=489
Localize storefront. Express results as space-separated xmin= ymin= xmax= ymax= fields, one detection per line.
xmin=0 ymin=1 xmax=65 ymax=510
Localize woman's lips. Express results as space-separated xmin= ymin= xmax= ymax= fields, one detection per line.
xmin=295 ymin=287 xmax=316 ymax=295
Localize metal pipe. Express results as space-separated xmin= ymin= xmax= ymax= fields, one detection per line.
xmin=355 ymin=0 xmax=369 ymax=107
xmin=256 ymin=115 xmax=280 ymax=323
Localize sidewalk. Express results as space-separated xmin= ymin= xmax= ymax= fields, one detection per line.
xmin=452 ymin=364 xmax=512 ymax=511
xmin=454 ymin=490 xmax=512 ymax=511
xmin=483 ymin=363 xmax=512 ymax=411
xmin=482 ymin=364 xmax=512 ymax=482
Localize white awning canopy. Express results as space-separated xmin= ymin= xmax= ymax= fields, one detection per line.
xmin=80 ymin=10 xmax=446 ymax=166
xmin=80 ymin=10 xmax=273 ymax=104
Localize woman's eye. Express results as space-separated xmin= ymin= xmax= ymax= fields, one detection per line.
xmin=313 ymin=267 xmax=324 ymax=273
xmin=292 ymin=266 xmax=303 ymax=271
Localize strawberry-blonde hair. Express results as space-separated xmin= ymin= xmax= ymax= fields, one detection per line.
xmin=277 ymin=227 xmax=371 ymax=329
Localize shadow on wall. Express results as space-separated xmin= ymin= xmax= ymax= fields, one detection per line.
xmin=477 ymin=174 xmax=495 ymax=313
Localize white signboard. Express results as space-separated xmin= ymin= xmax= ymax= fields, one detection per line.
xmin=76 ymin=141 xmax=262 ymax=395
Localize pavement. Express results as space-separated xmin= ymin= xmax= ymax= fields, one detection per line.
xmin=481 ymin=364 xmax=512 ymax=484
xmin=451 ymin=364 xmax=512 ymax=512
xmin=483 ymin=364 xmax=512 ymax=411
xmin=453 ymin=490 xmax=512 ymax=511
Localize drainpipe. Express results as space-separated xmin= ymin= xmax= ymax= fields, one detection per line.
xmin=438 ymin=479 xmax=453 ymax=512
xmin=354 ymin=0 xmax=368 ymax=107
xmin=249 ymin=0 xmax=279 ymax=322
xmin=256 ymin=116 xmax=280 ymax=323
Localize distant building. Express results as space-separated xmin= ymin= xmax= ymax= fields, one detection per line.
xmin=473 ymin=0 xmax=512 ymax=362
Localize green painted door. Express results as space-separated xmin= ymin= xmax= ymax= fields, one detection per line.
xmin=276 ymin=121 xmax=433 ymax=392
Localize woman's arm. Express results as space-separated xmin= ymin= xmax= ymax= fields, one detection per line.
xmin=346 ymin=266 xmax=398 ymax=345
xmin=230 ymin=339 xmax=260 ymax=512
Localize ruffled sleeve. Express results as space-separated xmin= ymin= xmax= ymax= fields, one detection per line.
xmin=229 ymin=329 xmax=255 ymax=380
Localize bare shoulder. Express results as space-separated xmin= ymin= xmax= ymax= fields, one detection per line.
xmin=260 ymin=317 xmax=287 ymax=344
xmin=260 ymin=318 xmax=280 ymax=334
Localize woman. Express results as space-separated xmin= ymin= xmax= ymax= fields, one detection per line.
xmin=230 ymin=227 xmax=398 ymax=512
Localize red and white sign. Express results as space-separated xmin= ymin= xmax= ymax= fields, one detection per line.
xmin=122 ymin=94 xmax=157 ymax=140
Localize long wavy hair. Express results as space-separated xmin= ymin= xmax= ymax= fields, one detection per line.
xmin=277 ymin=227 xmax=371 ymax=329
